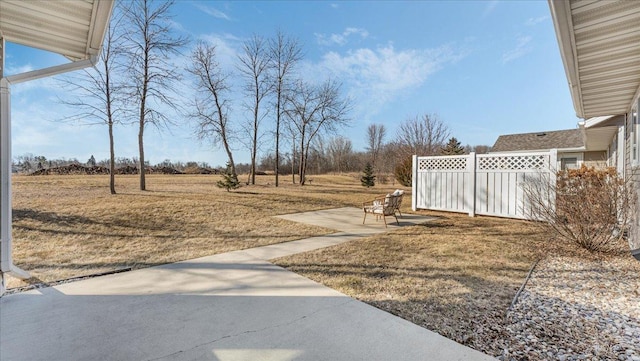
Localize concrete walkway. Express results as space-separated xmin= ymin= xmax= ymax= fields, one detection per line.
xmin=0 ymin=207 xmax=495 ymax=361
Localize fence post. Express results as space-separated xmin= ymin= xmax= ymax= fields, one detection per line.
xmin=468 ymin=152 xmax=476 ymax=217
xmin=412 ymin=155 xmax=418 ymax=211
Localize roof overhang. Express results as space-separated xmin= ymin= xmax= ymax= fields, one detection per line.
xmin=580 ymin=124 xmax=618 ymax=151
xmin=549 ymin=0 xmax=640 ymax=119
xmin=0 ymin=0 xmax=114 ymax=62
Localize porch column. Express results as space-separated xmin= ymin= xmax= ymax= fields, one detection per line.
xmin=0 ymin=36 xmax=30 ymax=295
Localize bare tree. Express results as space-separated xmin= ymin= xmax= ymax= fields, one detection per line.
xmin=327 ymin=136 xmax=353 ymax=174
xmin=473 ymin=145 xmax=492 ymax=154
xmin=122 ymin=0 xmax=188 ymax=190
xmin=269 ymin=31 xmax=302 ymax=187
xmin=187 ymin=41 xmax=237 ymax=179
xmin=238 ymin=34 xmax=271 ymax=185
xmin=395 ymin=114 xmax=450 ymax=157
xmin=366 ymin=123 xmax=386 ymax=170
xmin=285 ymin=79 xmax=350 ymax=185
xmin=59 ymin=8 xmax=125 ymax=194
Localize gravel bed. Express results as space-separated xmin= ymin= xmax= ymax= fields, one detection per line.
xmin=499 ymin=256 xmax=640 ymax=361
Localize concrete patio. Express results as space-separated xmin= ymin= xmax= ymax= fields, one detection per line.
xmin=0 ymin=207 xmax=495 ymax=361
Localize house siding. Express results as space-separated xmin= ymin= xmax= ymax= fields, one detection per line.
xmin=626 ymin=113 xmax=632 ymax=173
xmin=583 ymin=151 xmax=607 ymax=168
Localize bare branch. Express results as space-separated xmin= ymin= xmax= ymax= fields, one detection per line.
xmin=268 ymin=30 xmax=303 ymax=186
xmin=395 ymin=114 xmax=450 ymax=158
xmin=187 ymin=41 xmax=237 ymax=178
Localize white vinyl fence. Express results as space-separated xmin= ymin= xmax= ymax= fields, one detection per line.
xmin=411 ymin=150 xmax=557 ymax=219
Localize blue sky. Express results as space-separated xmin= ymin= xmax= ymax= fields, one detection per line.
xmin=4 ymin=0 xmax=579 ymax=166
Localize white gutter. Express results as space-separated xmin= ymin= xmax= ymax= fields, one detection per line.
xmin=6 ymin=56 xmax=97 ymax=85
xmin=489 ymin=147 xmax=586 ymax=154
xmin=548 ymin=0 xmax=585 ymax=118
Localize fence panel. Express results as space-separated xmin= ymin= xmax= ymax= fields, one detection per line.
xmin=414 ymin=155 xmax=471 ymax=214
xmin=412 ymin=150 xmax=556 ymax=220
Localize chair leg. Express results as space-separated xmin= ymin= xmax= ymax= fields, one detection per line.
xmin=382 ymin=215 xmax=388 ymax=228
xmin=363 ymin=211 xmax=367 ymax=224
xmin=393 ymin=213 xmax=399 ymax=225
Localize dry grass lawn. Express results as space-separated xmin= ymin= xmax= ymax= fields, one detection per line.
xmin=8 ymin=173 xmax=636 ymax=358
xmin=275 ymin=212 xmax=550 ymax=355
xmin=8 ymin=173 xmax=402 ymax=289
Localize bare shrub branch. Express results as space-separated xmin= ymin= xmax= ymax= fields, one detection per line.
xmin=523 ymin=165 xmax=636 ymax=253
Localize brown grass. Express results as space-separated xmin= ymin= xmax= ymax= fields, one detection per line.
xmin=274 ymin=212 xmax=550 ymax=355
xmin=7 ymin=173 xmax=404 ymax=288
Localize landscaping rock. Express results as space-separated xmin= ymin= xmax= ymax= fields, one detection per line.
xmin=499 ymin=256 xmax=640 ymax=361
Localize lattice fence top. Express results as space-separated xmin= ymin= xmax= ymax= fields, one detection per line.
xmin=477 ymin=154 xmax=548 ymax=171
xmin=418 ymin=156 xmax=467 ymax=171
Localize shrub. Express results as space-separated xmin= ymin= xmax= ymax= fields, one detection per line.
xmin=524 ymin=165 xmax=635 ymax=253
xmin=394 ymin=157 xmax=413 ymax=187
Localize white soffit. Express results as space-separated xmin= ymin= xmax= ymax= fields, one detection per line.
xmin=584 ymin=125 xmax=618 ymax=151
xmin=0 ymin=0 xmax=114 ymax=61
xmin=550 ymin=0 xmax=640 ymax=118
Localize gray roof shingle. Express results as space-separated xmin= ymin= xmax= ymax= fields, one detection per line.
xmin=491 ymin=129 xmax=583 ymax=152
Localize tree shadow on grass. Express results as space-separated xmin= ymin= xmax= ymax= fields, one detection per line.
xmin=13 ymin=208 xmax=184 ymax=235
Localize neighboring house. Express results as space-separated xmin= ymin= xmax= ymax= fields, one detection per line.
xmin=491 ymin=115 xmax=625 ymax=172
xmin=549 ymin=0 xmax=640 ymax=252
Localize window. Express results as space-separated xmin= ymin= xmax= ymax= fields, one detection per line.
xmin=561 ymin=157 xmax=578 ymax=170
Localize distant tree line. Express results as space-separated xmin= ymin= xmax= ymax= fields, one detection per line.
xmin=257 ymin=114 xmax=491 ymax=181
xmin=15 ymin=112 xmax=490 ymax=179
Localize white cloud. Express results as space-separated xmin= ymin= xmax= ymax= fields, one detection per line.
xmin=197 ymin=33 xmax=241 ymax=72
xmin=304 ymin=43 xmax=465 ymax=118
xmin=166 ymin=19 xmax=187 ymax=33
xmin=5 ymin=64 xmax=34 ymax=75
xmin=194 ymin=4 xmax=231 ymax=21
xmin=316 ymin=27 xmax=369 ymax=46
xmin=502 ymin=35 xmax=532 ymax=64
xmin=525 ymin=15 xmax=549 ymax=26
xmin=330 ymin=3 xmax=339 ymax=9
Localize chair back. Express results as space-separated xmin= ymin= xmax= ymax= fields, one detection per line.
xmin=383 ymin=194 xmax=401 ymax=215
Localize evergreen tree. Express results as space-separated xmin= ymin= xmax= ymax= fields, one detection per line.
xmin=217 ymin=161 xmax=240 ymax=192
xmin=441 ymin=137 xmax=465 ymax=155
xmin=361 ymin=162 xmax=376 ymax=188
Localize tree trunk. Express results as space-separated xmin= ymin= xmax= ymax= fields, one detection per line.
xmin=138 ymin=123 xmax=146 ymax=191
xmin=275 ymin=99 xmax=280 ymax=187
xmin=139 ymin=42 xmax=149 ymax=191
xmin=108 ymin=121 xmax=116 ymax=195
xmin=222 ymin=136 xmax=236 ymax=178
xmin=105 ymin=61 xmax=116 ymax=195
xmin=251 ymin=91 xmax=258 ymax=186
xmin=292 ymin=138 xmax=295 ymax=184
xmin=298 ymin=134 xmax=305 ymax=185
